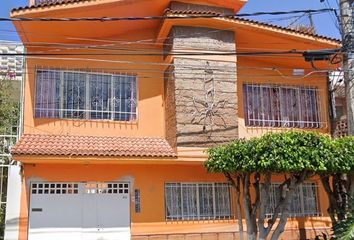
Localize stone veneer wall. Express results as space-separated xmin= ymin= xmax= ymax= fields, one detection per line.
xmin=164 ymin=26 xmax=238 ymax=147
xmin=164 ymin=66 xmax=177 ymax=149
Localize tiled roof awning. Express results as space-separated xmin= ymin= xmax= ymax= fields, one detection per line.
xmin=164 ymin=9 xmax=341 ymax=43
xmin=11 ymin=134 xmax=176 ymax=158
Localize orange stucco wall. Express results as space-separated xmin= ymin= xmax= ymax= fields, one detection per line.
xmin=18 ymin=163 xmax=332 ymax=240
xmin=23 ymin=48 xmax=166 ymax=137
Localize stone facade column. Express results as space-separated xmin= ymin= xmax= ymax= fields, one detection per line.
xmin=164 ymin=26 xmax=238 ymax=147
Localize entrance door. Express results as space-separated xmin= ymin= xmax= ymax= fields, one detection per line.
xmin=28 ymin=182 xmax=130 ymax=240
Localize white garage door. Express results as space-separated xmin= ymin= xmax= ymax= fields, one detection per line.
xmin=28 ymin=182 xmax=130 ymax=240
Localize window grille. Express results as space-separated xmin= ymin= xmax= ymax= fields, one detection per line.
xmin=165 ymin=182 xmax=232 ymax=221
xmin=85 ymin=182 xmax=129 ymax=194
xmin=243 ymin=84 xmax=324 ymax=128
xmin=266 ymin=182 xmax=320 ymax=218
xmin=31 ymin=183 xmax=79 ymax=195
xmin=35 ymin=69 xmax=137 ymax=121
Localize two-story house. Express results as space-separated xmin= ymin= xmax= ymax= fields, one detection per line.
xmin=5 ymin=0 xmax=341 ymax=240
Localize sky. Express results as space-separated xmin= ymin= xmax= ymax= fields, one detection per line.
xmin=0 ymin=0 xmax=342 ymax=42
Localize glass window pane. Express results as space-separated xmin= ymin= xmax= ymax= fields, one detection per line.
xmin=113 ymin=75 xmax=137 ymax=121
xmin=89 ymin=74 xmax=111 ymax=120
xmin=215 ymin=183 xmax=231 ymax=218
xmin=198 ymin=183 xmax=214 ymax=219
xmin=302 ymin=183 xmax=318 ymax=216
xmin=165 ymin=183 xmax=182 ymax=220
xmin=63 ymin=72 xmax=86 ymax=119
xmin=35 ymin=69 xmax=137 ymax=121
xmin=35 ymin=70 xmax=61 ymax=118
xmin=181 ymin=184 xmax=198 ymax=219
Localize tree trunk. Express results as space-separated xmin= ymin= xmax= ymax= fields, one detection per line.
xmin=225 ymin=174 xmax=244 ymax=240
xmin=270 ymin=178 xmax=297 ymax=240
xmin=321 ymin=175 xmax=339 ymax=225
xmin=235 ymin=176 xmax=244 ymax=240
xmin=270 ymin=210 xmax=289 ymax=240
xmin=350 ymin=172 xmax=354 ymax=198
xmin=242 ymin=173 xmax=258 ymax=240
xmin=258 ymin=173 xmax=272 ymax=240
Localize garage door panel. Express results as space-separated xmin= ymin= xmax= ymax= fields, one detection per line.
xmin=97 ymin=195 xmax=130 ymax=228
xmin=29 ymin=228 xmax=82 ymax=240
xmin=30 ymin=195 xmax=83 ymax=228
xmin=29 ymin=182 xmax=131 ymax=240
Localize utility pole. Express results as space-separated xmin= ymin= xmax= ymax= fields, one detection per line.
xmin=339 ymin=0 xmax=354 ymax=196
xmin=340 ymin=0 xmax=354 ymax=134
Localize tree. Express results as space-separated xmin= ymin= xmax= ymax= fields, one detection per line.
xmin=321 ymin=136 xmax=354 ymax=236
xmin=0 ymin=73 xmax=19 ymax=135
xmin=205 ymin=131 xmax=353 ymax=240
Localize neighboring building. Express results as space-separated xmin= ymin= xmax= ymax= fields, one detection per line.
xmin=330 ymin=70 xmax=348 ymax=137
xmin=0 ymin=41 xmax=23 ymax=102
xmin=6 ymin=0 xmax=341 ymax=240
xmin=0 ymin=41 xmax=23 ymax=82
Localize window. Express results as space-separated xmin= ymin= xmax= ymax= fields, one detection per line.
xmin=165 ymin=183 xmax=232 ymax=221
xmin=243 ymin=84 xmax=323 ymax=128
xmin=35 ymin=69 xmax=137 ymax=121
xmin=266 ymin=182 xmax=319 ymax=218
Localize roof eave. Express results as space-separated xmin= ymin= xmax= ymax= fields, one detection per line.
xmin=159 ymin=12 xmax=341 ymax=46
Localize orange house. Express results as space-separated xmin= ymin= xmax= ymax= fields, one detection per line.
xmin=5 ymin=0 xmax=341 ymax=240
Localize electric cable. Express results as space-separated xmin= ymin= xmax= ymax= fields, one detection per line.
xmin=5 ymin=8 xmax=336 ymax=22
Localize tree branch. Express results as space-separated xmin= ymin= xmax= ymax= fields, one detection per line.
xmin=321 ymin=174 xmax=339 ymax=225
xmin=258 ymin=172 xmax=272 ymax=240
xmin=242 ymin=173 xmax=257 ymax=239
xmin=252 ymin=172 xmax=261 ymax=216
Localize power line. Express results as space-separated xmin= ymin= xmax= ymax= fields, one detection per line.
xmin=3 ymin=63 xmax=340 ymax=73
xmin=0 ymin=9 xmax=340 ymax=49
xmin=0 ymin=49 xmax=342 ymax=57
xmin=5 ymin=8 xmax=336 ymax=22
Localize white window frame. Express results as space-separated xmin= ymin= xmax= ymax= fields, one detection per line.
xmin=164 ymin=182 xmax=233 ymax=221
xmin=34 ymin=68 xmax=138 ymax=122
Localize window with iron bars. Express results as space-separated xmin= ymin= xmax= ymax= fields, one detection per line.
xmin=266 ymin=182 xmax=320 ymax=218
xmin=243 ymin=84 xmax=324 ymax=128
xmin=35 ymin=69 xmax=137 ymax=121
xmin=165 ymin=183 xmax=232 ymax=221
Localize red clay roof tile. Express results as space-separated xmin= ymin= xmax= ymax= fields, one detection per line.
xmin=11 ymin=134 xmax=176 ymax=158
xmin=165 ymin=9 xmax=341 ymax=43
xmin=11 ymin=0 xmax=92 ymax=12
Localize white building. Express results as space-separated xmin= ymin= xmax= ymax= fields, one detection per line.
xmin=0 ymin=41 xmax=24 ymax=82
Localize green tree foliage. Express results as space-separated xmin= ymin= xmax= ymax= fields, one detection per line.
xmin=321 ymin=136 xmax=354 ymax=231
xmin=205 ymin=131 xmax=354 ymax=240
xmin=333 ymin=197 xmax=354 ymax=240
xmin=0 ymin=76 xmax=19 ymax=135
xmin=206 ymin=131 xmax=350 ymax=174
